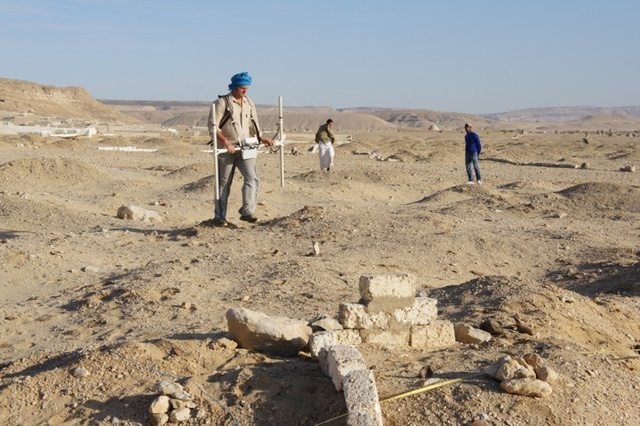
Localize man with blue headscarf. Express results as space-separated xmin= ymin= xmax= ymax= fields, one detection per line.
xmin=207 ymin=72 xmax=274 ymax=227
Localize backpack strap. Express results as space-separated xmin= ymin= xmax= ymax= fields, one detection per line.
xmin=244 ymin=96 xmax=261 ymax=141
xmin=218 ymin=95 xmax=233 ymax=128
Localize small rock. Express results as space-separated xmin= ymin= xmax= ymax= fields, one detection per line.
xmin=523 ymin=353 xmax=544 ymax=369
xmin=500 ymin=378 xmax=553 ymax=397
xmin=149 ymin=413 xmax=169 ymax=426
xmin=479 ymin=318 xmax=504 ymax=335
xmin=535 ymin=365 xmax=559 ymax=383
xmin=419 ymin=365 xmax=434 ymax=378
xmin=71 ymin=367 xmax=90 ymax=378
xmin=169 ymin=408 xmax=191 ymax=423
xmin=149 ymin=395 xmax=170 ymax=414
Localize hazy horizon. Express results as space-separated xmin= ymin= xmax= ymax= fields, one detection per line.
xmin=2 ymin=1 xmax=639 ymax=114
xmin=97 ymin=97 xmax=640 ymax=117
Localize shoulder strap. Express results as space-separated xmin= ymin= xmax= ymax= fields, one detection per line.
xmin=218 ymin=95 xmax=233 ymax=128
xmin=244 ymin=96 xmax=260 ymax=140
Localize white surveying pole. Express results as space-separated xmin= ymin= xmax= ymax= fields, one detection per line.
xmin=278 ymin=96 xmax=285 ymax=187
xmin=212 ymin=102 xmax=220 ymax=202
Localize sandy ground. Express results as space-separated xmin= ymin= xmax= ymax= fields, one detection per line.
xmin=1 ymin=129 xmax=639 ymax=425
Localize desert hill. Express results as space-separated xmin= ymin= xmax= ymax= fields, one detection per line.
xmin=101 ymin=100 xmax=405 ymax=132
xmin=0 ymin=78 xmax=139 ymax=124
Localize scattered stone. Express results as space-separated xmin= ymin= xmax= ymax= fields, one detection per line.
xmin=149 ymin=413 xmax=169 ymax=426
xmin=149 ymin=380 xmax=196 ymax=424
xmin=523 ymin=353 xmax=544 ymax=369
xmin=535 ymin=365 xmax=559 ymax=383
xmin=71 ymin=367 xmax=90 ymax=378
xmin=149 ymin=395 xmax=170 ymax=414
xmin=309 ymin=314 xmax=343 ymax=332
xmin=419 ymin=365 xmax=434 ymax=378
xmin=485 ymin=353 xmax=558 ymax=398
xmin=209 ymin=337 xmax=238 ymax=350
xmin=156 ymin=379 xmax=192 ymax=401
xmin=454 ymin=323 xmax=492 ymax=344
xmin=479 ymin=318 xmax=504 ymax=335
xmin=620 ymin=164 xmax=636 ymax=172
xmin=226 ymin=307 xmax=312 ymax=356
xmin=169 ymin=408 xmax=191 ymax=423
xmin=500 ymin=378 xmax=553 ymax=397
xmin=513 ymin=317 xmax=535 ymax=335
xmin=116 ymin=204 xmax=163 ymax=222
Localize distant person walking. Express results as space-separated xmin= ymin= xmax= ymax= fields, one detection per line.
xmin=464 ymin=122 xmax=482 ymax=184
xmin=207 ymin=72 xmax=274 ymax=227
xmin=315 ymin=119 xmax=335 ymax=171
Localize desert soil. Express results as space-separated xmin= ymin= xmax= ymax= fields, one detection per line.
xmin=1 ymin=128 xmax=639 ymax=425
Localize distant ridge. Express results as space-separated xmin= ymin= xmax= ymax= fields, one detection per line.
xmin=482 ymin=106 xmax=640 ymax=122
xmin=2 ymin=79 xmax=639 ymax=131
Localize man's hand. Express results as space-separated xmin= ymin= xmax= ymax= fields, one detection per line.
xmin=261 ymin=137 xmax=274 ymax=147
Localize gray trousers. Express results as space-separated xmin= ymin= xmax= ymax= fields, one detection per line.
xmin=215 ymin=152 xmax=260 ymax=220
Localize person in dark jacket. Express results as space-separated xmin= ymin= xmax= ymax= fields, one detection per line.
xmin=464 ymin=123 xmax=482 ymax=184
xmin=315 ymin=119 xmax=335 ymax=171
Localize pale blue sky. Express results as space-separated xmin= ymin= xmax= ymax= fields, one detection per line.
xmin=1 ymin=0 xmax=638 ymax=113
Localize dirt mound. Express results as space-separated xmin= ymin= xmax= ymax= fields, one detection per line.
xmin=556 ymin=182 xmax=640 ymax=212
xmin=164 ymin=162 xmax=213 ymax=180
xmin=0 ymin=157 xmax=109 ymax=191
xmin=179 ymin=175 xmax=215 ymax=193
xmin=0 ymin=195 xmax=102 ymax=231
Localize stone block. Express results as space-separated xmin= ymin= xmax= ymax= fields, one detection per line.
xmin=339 ymin=303 xmax=390 ymax=330
xmin=410 ymin=320 xmax=456 ymax=349
xmin=359 ymin=273 xmax=415 ymax=313
xmin=344 ymin=370 xmax=383 ymax=426
xmin=360 ymin=328 xmax=410 ymax=346
xmin=392 ymin=296 xmax=438 ymax=325
xmin=309 ymin=331 xmax=337 ymax=374
xmin=333 ymin=329 xmax=363 ymax=346
xmin=326 ymin=345 xmax=367 ymax=392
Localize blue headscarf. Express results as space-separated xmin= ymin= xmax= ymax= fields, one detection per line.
xmin=228 ymin=72 xmax=252 ymax=90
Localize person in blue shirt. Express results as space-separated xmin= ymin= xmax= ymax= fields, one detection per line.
xmin=464 ymin=123 xmax=482 ymax=184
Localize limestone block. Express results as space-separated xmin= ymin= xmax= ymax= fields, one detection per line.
xmin=327 ymin=345 xmax=367 ymax=392
xmin=309 ymin=331 xmax=337 ymax=374
xmin=359 ymin=273 xmax=415 ymax=313
xmin=410 ymin=320 xmax=456 ymax=349
xmin=338 ymin=303 xmax=390 ymax=330
xmin=392 ymin=296 xmax=438 ymax=325
xmin=344 ymin=370 xmax=383 ymax=426
xmin=347 ymin=411 xmax=381 ymax=426
xmin=333 ymin=329 xmax=363 ymax=346
xmin=226 ymin=307 xmax=312 ymax=357
xmin=360 ymin=328 xmax=410 ymax=346
xmin=454 ymin=323 xmax=492 ymax=344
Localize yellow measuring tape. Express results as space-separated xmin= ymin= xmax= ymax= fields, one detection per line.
xmin=314 ymin=372 xmax=484 ymax=425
